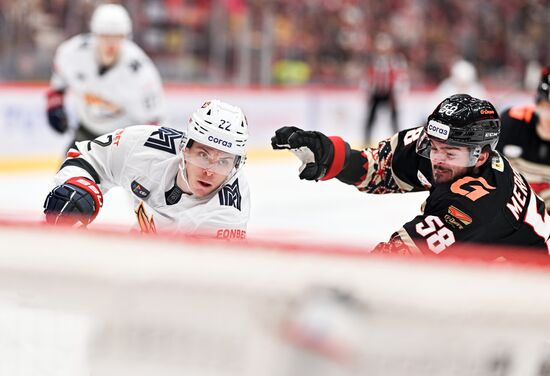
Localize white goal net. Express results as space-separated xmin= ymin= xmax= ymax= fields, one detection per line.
xmin=1 ymin=223 xmax=550 ymax=376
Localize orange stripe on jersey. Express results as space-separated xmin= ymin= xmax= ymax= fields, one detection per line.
xmin=508 ymin=105 xmax=536 ymax=123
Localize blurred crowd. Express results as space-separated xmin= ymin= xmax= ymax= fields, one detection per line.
xmin=0 ymin=0 xmax=548 ymax=88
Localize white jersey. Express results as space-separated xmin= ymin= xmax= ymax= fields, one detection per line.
xmin=50 ymin=34 xmax=165 ymax=135
xmin=53 ymin=125 xmax=250 ymax=239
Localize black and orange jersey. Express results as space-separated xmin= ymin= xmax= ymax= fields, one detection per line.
xmin=497 ymin=105 xmax=550 ymax=207
xmin=336 ymin=127 xmax=550 ymax=255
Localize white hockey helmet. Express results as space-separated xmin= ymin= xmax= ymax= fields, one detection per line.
xmin=179 ymin=100 xmax=248 ymax=189
xmin=90 ymin=4 xmax=132 ymax=36
xmin=185 ymin=99 xmax=248 ymax=158
xmin=451 ymin=59 xmax=477 ymax=84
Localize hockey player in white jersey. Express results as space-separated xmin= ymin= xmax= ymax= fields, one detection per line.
xmin=46 ymin=3 xmax=165 ymax=145
xmin=43 ymin=100 xmax=250 ymax=239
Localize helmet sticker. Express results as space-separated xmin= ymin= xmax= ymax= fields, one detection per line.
xmin=427 ymin=120 xmax=450 ymax=140
xmin=438 ymin=103 xmax=458 ymax=116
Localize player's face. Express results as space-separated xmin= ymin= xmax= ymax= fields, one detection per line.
xmin=537 ymin=101 xmax=550 ymax=130
xmin=429 ymin=139 xmax=471 ymax=184
xmin=183 ymin=142 xmax=236 ymax=197
xmin=96 ymin=35 xmax=124 ymax=66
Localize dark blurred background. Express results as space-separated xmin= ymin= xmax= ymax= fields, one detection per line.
xmin=0 ymin=0 xmax=548 ymax=88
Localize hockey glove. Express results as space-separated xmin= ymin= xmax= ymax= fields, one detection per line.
xmin=46 ymin=89 xmax=68 ymax=134
xmin=44 ymin=177 xmax=103 ymax=226
xmin=271 ymin=126 xmax=350 ymax=181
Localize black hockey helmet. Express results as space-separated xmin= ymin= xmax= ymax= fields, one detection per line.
xmin=416 ymin=94 xmax=500 ymax=166
xmin=536 ymin=66 xmax=550 ymax=103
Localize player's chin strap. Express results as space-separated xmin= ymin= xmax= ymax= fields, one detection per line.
xmin=177 ymin=160 xmax=193 ymax=193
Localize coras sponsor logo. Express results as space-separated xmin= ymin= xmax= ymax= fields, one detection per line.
xmin=208 ymin=135 xmax=232 ymax=148
xmin=427 ymin=120 xmax=450 ymax=140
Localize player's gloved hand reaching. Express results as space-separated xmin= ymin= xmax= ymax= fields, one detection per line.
xmin=271 ymin=126 xmax=350 ymax=181
xmin=46 ymin=89 xmax=68 ymax=134
xmin=43 ymin=177 xmax=103 ymax=226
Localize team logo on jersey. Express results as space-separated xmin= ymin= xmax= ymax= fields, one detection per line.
xmin=131 ymin=180 xmax=150 ymax=199
xmin=450 ymin=176 xmax=496 ymax=201
xmin=135 ymin=201 xmax=156 ymax=234
xmin=144 ymin=127 xmax=183 ymax=155
xmin=447 ymin=206 xmax=472 ymax=225
xmin=218 ymin=179 xmax=241 ymax=211
xmin=83 ymin=93 xmax=122 ymax=118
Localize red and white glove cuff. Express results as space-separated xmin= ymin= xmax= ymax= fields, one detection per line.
xmin=65 ymin=177 xmax=103 ymax=220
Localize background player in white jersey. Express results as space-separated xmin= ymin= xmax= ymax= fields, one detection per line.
xmin=45 ymin=3 xmax=165 ymax=147
xmin=43 ymin=100 xmax=250 ymax=239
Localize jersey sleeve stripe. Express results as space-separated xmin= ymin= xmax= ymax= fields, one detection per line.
xmin=321 ymin=136 xmax=348 ymax=181
xmin=59 ymin=158 xmax=102 ymax=184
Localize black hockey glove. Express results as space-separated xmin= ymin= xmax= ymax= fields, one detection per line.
xmin=46 ymin=89 xmax=68 ymax=134
xmin=44 ymin=177 xmax=103 ymax=226
xmin=271 ymin=126 xmax=350 ymax=181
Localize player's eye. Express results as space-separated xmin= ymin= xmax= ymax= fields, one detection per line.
xmin=198 ymin=151 xmax=209 ymax=160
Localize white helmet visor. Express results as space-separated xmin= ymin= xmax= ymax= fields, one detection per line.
xmin=183 ymin=140 xmax=239 ymax=176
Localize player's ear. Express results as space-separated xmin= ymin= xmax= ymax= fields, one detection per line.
xmin=475 ymin=149 xmax=490 ymax=168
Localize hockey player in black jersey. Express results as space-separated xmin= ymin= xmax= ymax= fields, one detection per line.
xmin=496 ymin=66 xmax=550 ymax=208
xmin=272 ymin=94 xmax=550 ymax=255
